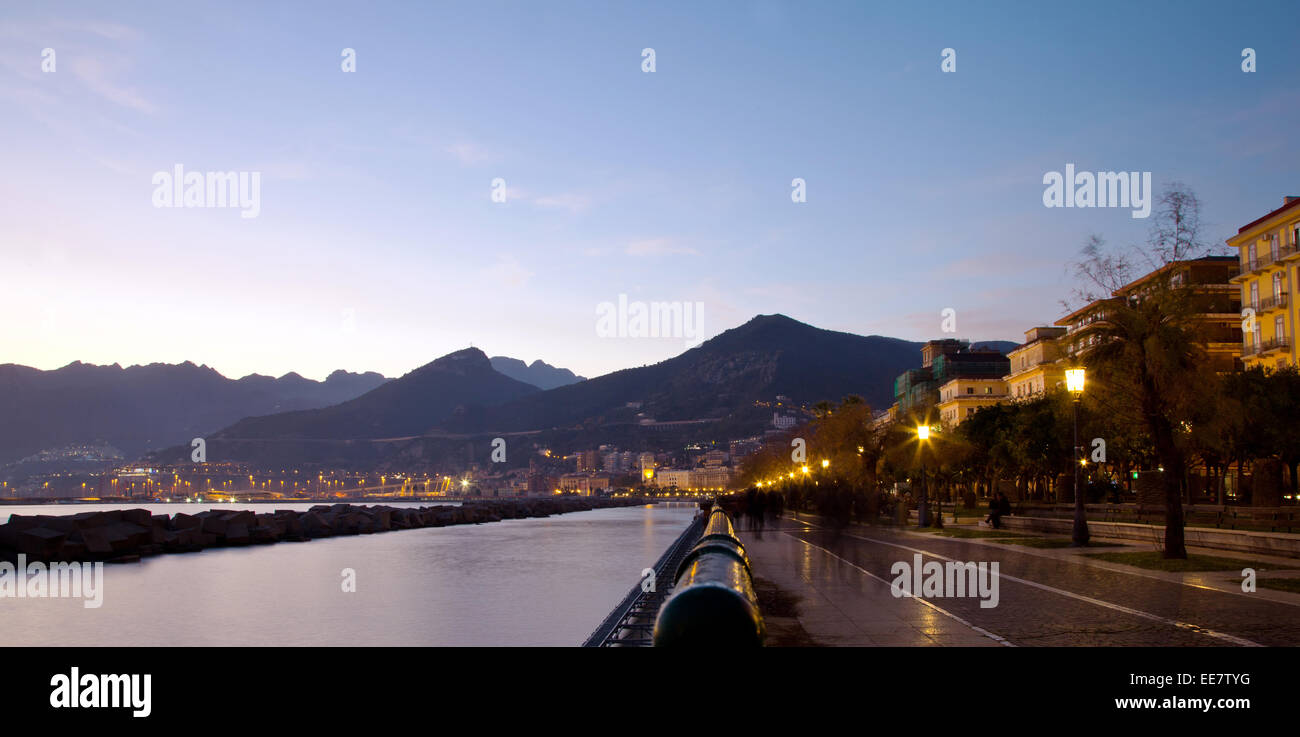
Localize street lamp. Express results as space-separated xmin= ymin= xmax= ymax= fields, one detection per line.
xmin=916 ymin=424 xmax=932 ymax=527
xmin=1066 ymin=367 xmax=1089 ymax=546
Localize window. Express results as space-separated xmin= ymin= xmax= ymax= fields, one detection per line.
xmin=985 ymin=386 xmax=992 ymax=394
xmin=1272 ymin=234 xmax=1280 ymax=262
xmin=1249 ymin=243 xmax=1257 ymax=266
xmin=966 ymin=387 xmax=974 ymax=395
xmin=1251 ymin=281 xmax=1259 ymax=310
xmin=1276 ymin=316 xmax=1286 ymax=343
xmin=1274 ymin=272 xmax=1284 ymax=301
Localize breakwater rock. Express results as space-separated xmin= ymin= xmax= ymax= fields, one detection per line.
xmin=0 ymin=497 xmax=649 ymax=563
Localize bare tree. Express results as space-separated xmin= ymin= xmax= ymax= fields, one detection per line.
xmin=1147 ymin=183 xmax=1207 ymax=266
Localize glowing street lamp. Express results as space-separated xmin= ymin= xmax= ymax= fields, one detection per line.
xmin=1065 ymin=367 xmax=1086 ymax=395
xmin=821 ymin=459 xmax=830 ymax=470
xmin=1066 ymin=367 xmax=1089 ymax=546
xmin=916 ymin=424 xmax=934 ymax=527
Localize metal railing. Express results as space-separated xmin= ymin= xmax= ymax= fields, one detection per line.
xmin=1244 ymin=336 xmax=1290 ymax=357
xmin=1241 ymin=241 xmax=1299 ymax=273
xmin=1255 ymin=292 xmax=1289 ymax=312
xmin=581 ymin=512 xmax=706 ymax=647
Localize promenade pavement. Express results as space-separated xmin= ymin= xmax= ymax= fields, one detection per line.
xmin=737 ymin=514 xmax=1300 ymax=647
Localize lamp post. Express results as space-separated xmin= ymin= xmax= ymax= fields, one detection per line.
xmin=1066 ymin=367 xmax=1089 ymax=546
xmin=917 ymin=424 xmax=931 ymax=528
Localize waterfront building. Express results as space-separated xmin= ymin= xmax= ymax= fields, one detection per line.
xmin=893 ymin=339 xmax=1010 ymax=413
xmin=936 ymin=377 xmax=1009 ymax=427
xmin=656 ymin=469 xmax=693 ymax=489
xmin=869 ymin=404 xmax=900 ymax=432
xmin=558 ymin=472 xmax=611 ymax=496
xmin=639 ymin=452 xmax=656 ymax=483
xmin=1004 ymin=326 xmax=1068 ymax=399
xmin=1228 ymin=196 xmax=1300 ymax=369
xmin=692 ymin=466 xmax=731 ymax=489
xmin=1057 ymin=256 xmax=1240 ymax=372
xmin=575 ymin=449 xmax=600 ymax=472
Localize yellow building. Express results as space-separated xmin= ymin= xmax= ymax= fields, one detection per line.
xmin=1229 ymin=196 xmax=1300 ymax=369
xmin=656 ymin=469 xmax=693 ymax=489
xmin=1004 ymin=326 xmax=1068 ymax=400
xmin=558 ymin=473 xmax=611 ymax=496
xmin=936 ymin=377 xmax=1008 ymax=427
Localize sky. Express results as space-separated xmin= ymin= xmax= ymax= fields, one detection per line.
xmin=2 ymin=0 xmax=1298 ymax=381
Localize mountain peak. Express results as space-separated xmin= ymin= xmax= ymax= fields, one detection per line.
xmin=489 ymin=355 xmax=586 ymax=389
xmin=746 ymin=313 xmax=802 ymax=326
xmin=426 ymin=347 xmax=493 ymax=375
xmin=727 ymin=313 xmax=814 ymax=336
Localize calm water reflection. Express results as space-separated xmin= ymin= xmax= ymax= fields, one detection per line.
xmin=0 ymin=502 xmax=697 ymax=646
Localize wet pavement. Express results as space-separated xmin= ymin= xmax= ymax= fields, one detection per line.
xmin=737 ymin=516 xmax=1300 ymax=647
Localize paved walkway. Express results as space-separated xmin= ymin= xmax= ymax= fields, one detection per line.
xmin=737 ymin=515 xmax=1300 ymax=647
xmin=739 ymin=520 xmax=1004 ymax=647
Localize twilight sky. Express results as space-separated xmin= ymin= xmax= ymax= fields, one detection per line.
xmin=2 ymin=0 xmax=1298 ymax=381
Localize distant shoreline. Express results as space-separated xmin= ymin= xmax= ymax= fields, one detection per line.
xmin=0 ymin=495 xmax=533 ymax=506
xmin=1 ymin=497 xmax=657 ymax=564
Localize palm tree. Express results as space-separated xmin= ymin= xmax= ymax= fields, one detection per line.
xmin=1066 ymin=184 xmax=1217 ymax=558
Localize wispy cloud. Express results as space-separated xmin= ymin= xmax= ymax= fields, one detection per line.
xmin=533 ymin=192 xmax=592 ymax=214
xmin=80 ymin=21 xmax=139 ymax=41
xmin=66 ymin=56 xmax=156 ymax=113
xmin=254 ymin=161 xmax=313 ymax=181
xmin=493 ymin=183 xmax=593 ymax=214
xmin=0 ymin=20 xmax=155 ymax=114
xmin=626 ymin=238 xmax=698 ymax=257
xmin=446 ymin=142 xmax=499 ymax=165
xmin=482 ymin=255 xmax=533 ymax=288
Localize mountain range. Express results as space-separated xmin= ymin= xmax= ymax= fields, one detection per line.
xmin=197 ymin=315 xmax=1016 ymax=466
xmin=215 ymin=349 xmax=539 ymax=441
xmin=3 ymin=316 xmax=1018 ymax=469
xmin=0 ymin=362 xmax=386 ymax=465
xmin=488 ymin=356 xmax=585 ymax=390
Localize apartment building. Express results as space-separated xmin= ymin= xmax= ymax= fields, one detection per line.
xmin=893 ymin=339 xmax=1010 ymax=413
xmin=1056 ymin=256 xmax=1240 ymax=372
xmin=1004 ymin=326 xmax=1068 ymax=400
xmin=1229 ymin=196 xmax=1300 ymax=369
xmin=936 ymin=377 xmax=1009 ymax=427
xmin=558 ymin=472 xmax=611 ymax=496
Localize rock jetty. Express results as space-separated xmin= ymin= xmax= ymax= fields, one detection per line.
xmin=0 ymin=497 xmax=648 ymax=564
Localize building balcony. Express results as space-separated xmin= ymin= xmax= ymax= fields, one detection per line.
xmin=1244 ymin=336 xmax=1290 ymax=357
xmin=1252 ymin=293 xmax=1289 ymax=313
xmin=1239 ymin=242 xmax=1299 ymax=275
